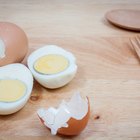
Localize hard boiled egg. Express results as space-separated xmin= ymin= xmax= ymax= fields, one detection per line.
xmin=0 ymin=22 xmax=28 ymax=66
xmin=27 ymin=45 xmax=77 ymax=89
xmin=0 ymin=63 xmax=33 ymax=115
xmin=37 ymin=93 xmax=90 ymax=135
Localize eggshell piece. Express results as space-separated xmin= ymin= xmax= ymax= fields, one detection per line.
xmin=37 ymin=93 xmax=90 ymax=136
xmin=58 ymin=97 xmax=90 ymax=136
xmin=0 ymin=22 xmax=28 ymax=66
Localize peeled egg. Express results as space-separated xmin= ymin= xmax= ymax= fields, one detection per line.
xmin=0 ymin=22 xmax=28 ymax=66
xmin=37 ymin=93 xmax=90 ymax=136
xmin=27 ymin=45 xmax=77 ymax=89
xmin=0 ymin=63 xmax=33 ymax=115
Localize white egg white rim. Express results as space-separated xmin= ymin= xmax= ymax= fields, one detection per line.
xmin=27 ymin=45 xmax=77 ymax=79
xmin=0 ymin=63 xmax=33 ymax=107
xmin=0 ymin=39 xmax=6 ymax=58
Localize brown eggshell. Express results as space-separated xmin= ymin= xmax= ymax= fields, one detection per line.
xmin=58 ymin=97 xmax=90 ymax=136
xmin=0 ymin=22 xmax=28 ymax=66
xmin=38 ymin=97 xmax=90 ymax=136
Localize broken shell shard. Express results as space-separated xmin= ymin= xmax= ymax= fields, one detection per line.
xmin=37 ymin=93 xmax=90 ymax=135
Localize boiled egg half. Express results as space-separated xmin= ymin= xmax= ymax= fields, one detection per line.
xmin=37 ymin=93 xmax=90 ymax=135
xmin=0 ymin=63 xmax=33 ymax=115
xmin=27 ymin=45 xmax=77 ymax=89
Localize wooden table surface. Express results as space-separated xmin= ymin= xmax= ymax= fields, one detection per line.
xmin=0 ymin=0 xmax=140 ymax=140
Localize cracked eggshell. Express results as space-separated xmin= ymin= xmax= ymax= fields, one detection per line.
xmin=58 ymin=98 xmax=90 ymax=135
xmin=27 ymin=45 xmax=77 ymax=89
xmin=0 ymin=22 xmax=28 ymax=66
xmin=0 ymin=63 xmax=33 ymax=115
xmin=37 ymin=93 xmax=90 ymax=136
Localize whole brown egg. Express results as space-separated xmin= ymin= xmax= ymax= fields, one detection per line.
xmin=0 ymin=22 xmax=28 ymax=66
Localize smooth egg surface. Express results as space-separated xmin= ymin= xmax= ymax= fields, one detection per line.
xmin=0 ymin=22 xmax=28 ymax=66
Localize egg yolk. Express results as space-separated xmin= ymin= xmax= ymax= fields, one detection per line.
xmin=0 ymin=79 xmax=26 ymax=102
xmin=34 ymin=54 xmax=69 ymax=75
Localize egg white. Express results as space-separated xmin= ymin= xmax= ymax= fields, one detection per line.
xmin=27 ymin=45 xmax=77 ymax=89
xmin=0 ymin=39 xmax=5 ymax=58
xmin=0 ymin=63 xmax=33 ymax=115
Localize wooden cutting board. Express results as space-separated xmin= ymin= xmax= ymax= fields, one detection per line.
xmin=1 ymin=37 xmax=140 ymax=140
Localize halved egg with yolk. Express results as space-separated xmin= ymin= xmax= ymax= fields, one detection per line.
xmin=0 ymin=63 xmax=33 ymax=115
xmin=27 ymin=45 xmax=77 ymax=89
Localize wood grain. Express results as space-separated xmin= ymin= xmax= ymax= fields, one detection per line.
xmin=0 ymin=0 xmax=140 ymax=140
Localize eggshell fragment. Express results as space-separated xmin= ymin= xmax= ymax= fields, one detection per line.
xmin=0 ymin=63 xmax=33 ymax=115
xmin=58 ymin=98 xmax=90 ymax=135
xmin=37 ymin=93 xmax=90 ymax=136
xmin=0 ymin=22 xmax=28 ymax=66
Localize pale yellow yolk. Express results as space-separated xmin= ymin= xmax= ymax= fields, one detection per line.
xmin=0 ymin=79 xmax=26 ymax=102
xmin=34 ymin=54 xmax=69 ymax=75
